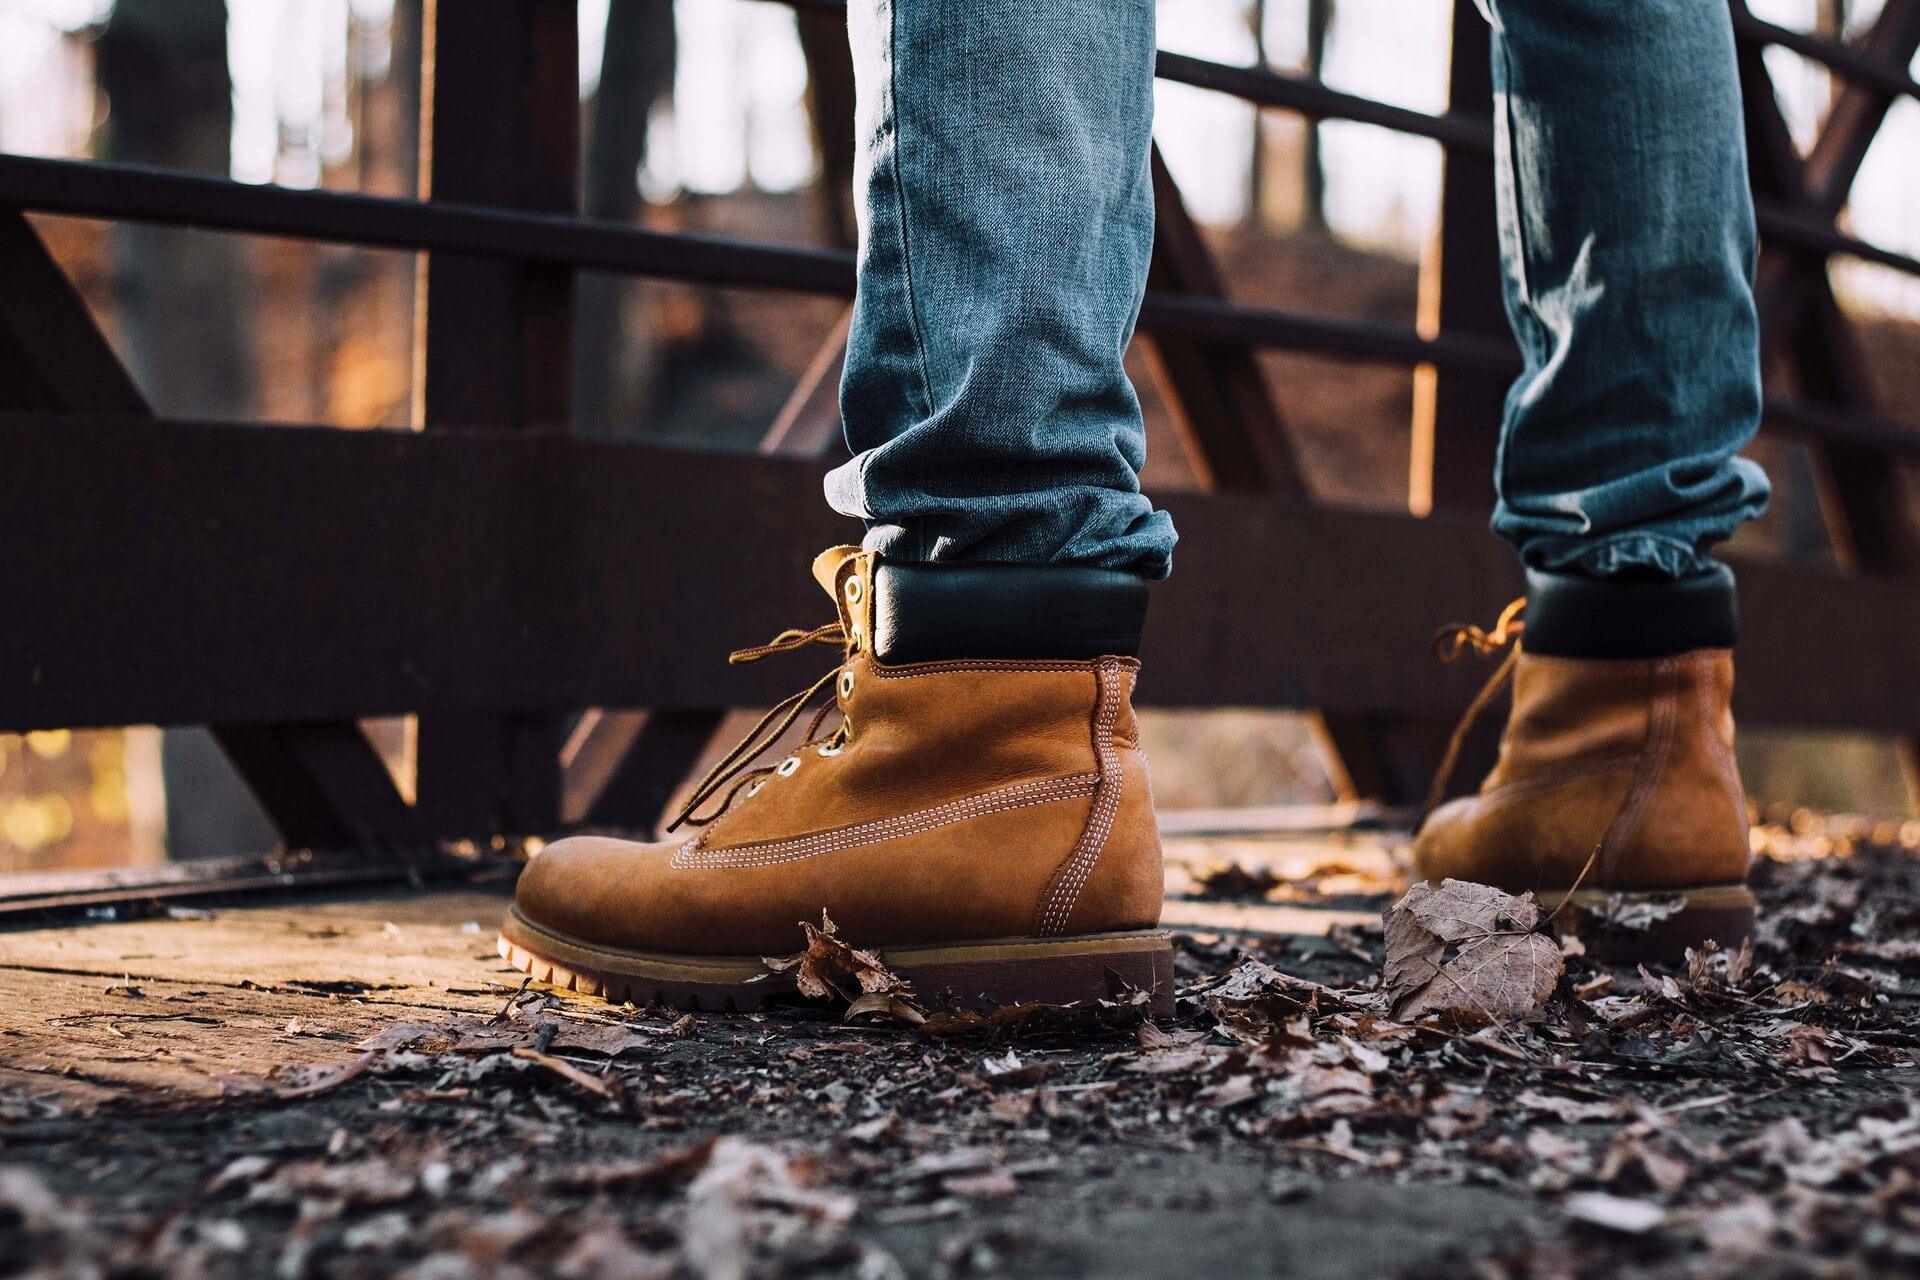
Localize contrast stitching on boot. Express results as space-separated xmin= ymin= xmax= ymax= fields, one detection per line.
xmin=1599 ymin=657 xmax=1679 ymax=882
xmin=1035 ymin=659 xmax=1125 ymax=936
xmin=870 ymin=659 xmax=1136 ymax=680
xmin=669 ymin=772 xmax=1098 ymax=869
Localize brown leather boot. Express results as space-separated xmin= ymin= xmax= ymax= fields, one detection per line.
xmin=1413 ymin=568 xmax=1755 ymax=961
xmin=500 ymin=546 xmax=1172 ymax=1012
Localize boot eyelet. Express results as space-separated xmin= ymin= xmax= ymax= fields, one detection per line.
xmin=747 ymin=781 xmax=764 ymax=797
xmin=776 ymin=756 xmax=801 ymax=777
xmin=845 ymin=577 xmax=863 ymax=604
xmin=838 ymin=670 xmax=855 ymax=699
xmin=817 ymin=741 xmax=842 ymax=757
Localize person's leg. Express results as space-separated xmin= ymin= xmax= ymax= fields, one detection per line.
xmin=1416 ymin=1 xmax=1769 ymax=959
xmin=1482 ymin=0 xmax=1770 ymax=580
xmin=827 ymin=0 xmax=1175 ymax=579
xmin=503 ymin=1 xmax=1173 ymax=1011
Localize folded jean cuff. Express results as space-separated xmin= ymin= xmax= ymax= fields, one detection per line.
xmin=1521 ymin=565 xmax=1737 ymax=660
xmin=871 ymin=558 xmax=1149 ymax=663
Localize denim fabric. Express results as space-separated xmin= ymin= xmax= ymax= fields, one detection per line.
xmin=827 ymin=0 xmax=1175 ymax=579
xmin=1480 ymin=0 xmax=1770 ymax=578
xmin=830 ymin=0 xmax=1768 ymax=582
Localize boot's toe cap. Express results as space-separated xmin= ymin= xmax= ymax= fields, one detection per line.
xmin=514 ymin=835 xmax=673 ymax=948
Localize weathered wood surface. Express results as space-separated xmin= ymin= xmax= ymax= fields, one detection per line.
xmin=0 ymin=889 xmax=521 ymax=1108
xmin=0 ymin=833 xmax=1393 ymax=1109
xmin=6 ymin=414 xmax=1920 ymax=735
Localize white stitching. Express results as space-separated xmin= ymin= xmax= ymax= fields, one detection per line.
xmin=870 ymin=658 xmax=1138 ymax=680
xmin=670 ymin=773 xmax=1099 ymax=870
xmin=1036 ymin=659 xmax=1124 ymax=935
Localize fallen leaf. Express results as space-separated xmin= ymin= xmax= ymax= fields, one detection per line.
xmin=1384 ymin=880 xmax=1564 ymax=1025
xmin=510 ymin=1044 xmax=625 ymax=1105
xmin=1197 ymin=1073 xmax=1260 ymax=1109
xmin=762 ymin=912 xmax=917 ymax=1006
xmin=1515 ymin=1090 xmax=1623 ymax=1123
xmin=1563 ymin=1192 xmax=1667 ymax=1235
xmin=979 ymin=1049 xmax=1055 ymax=1087
xmin=942 ymin=1169 xmax=1018 ymax=1198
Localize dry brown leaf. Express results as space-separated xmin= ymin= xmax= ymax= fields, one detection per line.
xmin=762 ymin=912 xmax=918 ymax=1007
xmin=979 ymin=1049 xmax=1055 ymax=1087
xmin=1563 ymin=1192 xmax=1667 ymax=1235
xmin=1384 ymin=879 xmax=1564 ymax=1025
xmin=844 ymin=992 xmax=927 ymax=1026
xmin=1197 ymin=1073 xmax=1261 ymax=1109
xmin=510 ymin=1045 xmax=625 ymax=1105
xmin=1206 ymin=960 xmax=1360 ymax=1041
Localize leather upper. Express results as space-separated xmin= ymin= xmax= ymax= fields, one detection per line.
xmin=513 ymin=547 xmax=1164 ymax=956
xmin=1413 ymin=647 xmax=1750 ymax=893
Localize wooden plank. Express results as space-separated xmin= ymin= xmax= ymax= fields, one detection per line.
xmin=0 ymin=848 xmax=494 ymax=921
xmin=1739 ymin=33 xmax=1920 ymax=572
xmin=1731 ymin=4 xmax=1920 ymax=99
xmin=794 ymin=5 xmax=859 ymax=247
xmin=1736 ymin=26 xmax=1920 ymax=800
xmin=1 ymin=413 xmax=1915 ymax=734
xmin=760 ymin=305 xmax=852 ymax=458
xmin=1798 ymin=0 xmax=1920 ymax=215
xmin=214 ymin=722 xmax=418 ymax=851
xmin=0 ymin=889 xmax=517 ymax=1101
xmin=1410 ymin=4 xmax=1508 ymax=517
xmin=413 ymin=0 xmax=579 ymax=839
xmin=1357 ymin=3 xmax=1509 ymax=802
xmin=1140 ymin=147 xmax=1454 ymax=804
xmin=1138 ymin=148 xmax=1305 ymax=494
xmin=578 ymin=14 xmax=861 ymax=829
xmin=579 ymin=711 xmax=722 ymax=833
xmin=6 ymin=156 xmax=1910 ymax=395
xmin=0 ymin=211 xmax=148 ymax=413
xmin=0 ymin=212 xmax=412 ymax=850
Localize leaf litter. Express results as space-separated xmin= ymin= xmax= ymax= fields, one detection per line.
xmin=4 ymin=829 xmax=1920 ymax=1277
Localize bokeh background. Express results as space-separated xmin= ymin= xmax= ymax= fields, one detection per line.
xmin=2 ymin=0 xmax=1916 ymax=872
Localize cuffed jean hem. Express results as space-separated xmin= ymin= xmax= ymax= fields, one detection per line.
xmin=827 ymin=453 xmax=1176 ymax=581
xmin=1522 ymin=532 xmax=1730 ymax=581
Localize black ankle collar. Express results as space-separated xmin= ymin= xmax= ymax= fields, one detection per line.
xmin=1522 ymin=565 xmax=1737 ymax=659
xmin=871 ymin=560 xmax=1148 ymax=663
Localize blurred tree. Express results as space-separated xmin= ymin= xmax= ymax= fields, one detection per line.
xmin=573 ymin=0 xmax=677 ymax=437
xmin=1249 ymin=0 xmax=1329 ymax=233
xmin=97 ymin=0 xmax=276 ymax=859
xmin=1302 ymin=0 xmax=1331 ymax=232
xmin=392 ymin=0 xmax=423 ymax=197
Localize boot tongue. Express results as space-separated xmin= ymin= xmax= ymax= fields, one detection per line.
xmin=811 ymin=545 xmax=864 ymax=599
xmin=810 ymin=545 xmax=873 ymax=639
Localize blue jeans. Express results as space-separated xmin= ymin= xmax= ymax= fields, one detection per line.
xmin=827 ymin=0 xmax=1769 ymax=582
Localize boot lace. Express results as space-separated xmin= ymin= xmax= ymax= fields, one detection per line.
xmin=1420 ymin=597 xmax=1527 ymax=826
xmin=665 ymin=620 xmax=855 ymax=832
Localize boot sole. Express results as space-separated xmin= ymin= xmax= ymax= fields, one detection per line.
xmin=1556 ymin=883 xmax=1755 ymax=964
xmin=497 ymin=907 xmax=1176 ymax=1016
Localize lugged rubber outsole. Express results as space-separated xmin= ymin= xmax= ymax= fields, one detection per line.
xmin=1555 ymin=882 xmax=1756 ymax=964
xmin=497 ymin=906 xmax=1176 ymax=1016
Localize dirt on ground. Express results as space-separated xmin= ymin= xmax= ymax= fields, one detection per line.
xmin=3 ymin=824 xmax=1919 ymax=1280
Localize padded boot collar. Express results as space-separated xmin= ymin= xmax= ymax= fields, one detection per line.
xmin=1522 ymin=565 xmax=1738 ymax=660
xmin=871 ymin=559 xmax=1149 ymax=663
